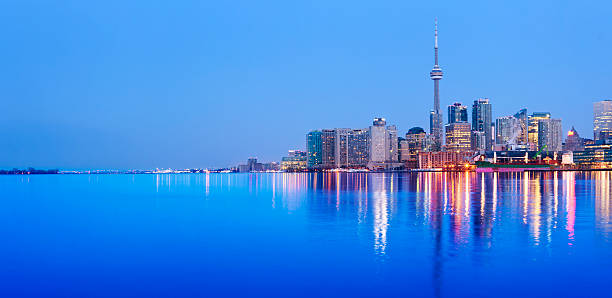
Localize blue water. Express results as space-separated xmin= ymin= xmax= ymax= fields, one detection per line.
xmin=1 ymin=172 xmax=611 ymax=297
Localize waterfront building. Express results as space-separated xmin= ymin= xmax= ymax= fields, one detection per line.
xmin=445 ymin=122 xmax=471 ymax=152
xmin=528 ymin=112 xmax=551 ymax=149
xmin=472 ymin=98 xmax=493 ymax=150
xmin=448 ymin=102 xmax=468 ymax=124
xmin=405 ymin=127 xmax=427 ymax=160
xmin=594 ymin=99 xmax=612 ymax=140
xmin=321 ymin=129 xmax=336 ymax=169
xmin=306 ymin=130 xmax=322 ymax=169
xmin=429 ymin=20 xmax=444 ymax=151
xmin=538 ymin=118 xmax=563 ymax=152
xmin=335 ymin=128 xmax=369 ymax=168
xmin=281 ymin=150 xmax=307 ymax=172
xmin=573 ymin=141 xmax=612 ymax=168
xmin=418 ymin=151 xmax=473 ymax=169
xmin=238 ymin=158 xmax=278 ymax=172
xmin=369 ymin=118 xmax=387 ymax=164
xmin=563 ymin=127 xmax=585 ymax=152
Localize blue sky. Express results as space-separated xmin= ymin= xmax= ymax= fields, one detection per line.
xmin=1 ymin=0 xmax=610 ymax=169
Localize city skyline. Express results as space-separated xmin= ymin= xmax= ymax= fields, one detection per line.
xmin=2 ymin=1 xmax=611 ymax=169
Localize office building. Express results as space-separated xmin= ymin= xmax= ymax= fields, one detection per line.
xmin=594 ymin=100 xmax=612 ymax=140
xmin=472 ymin=98 xmax=493 ymax=150
xmin=306 ymin=130 xmax=322 ymax=169
xmin=321 ymin=129 xmax=336 ymax=169
xmin=335 ymin=128 xmax=369 ymax=168
xmin=448 ymin=102 xmax=468 ymax=124
xmin=514 ymin=108 xmax=528 ymax=145
xmin=445 ymin=122 xmax=471 ymax=152
xmin=563 ymin=127 xmax=585 ymax=152
xmin=471 ymin=130 xmax=487 ymax=152
xmin=538 ymin=118 xmax=563 ymax=152
xmin=281 ymin=150 xmax=307 ymax=172
xmin=528 ymin=112 xmax=551 ymax=149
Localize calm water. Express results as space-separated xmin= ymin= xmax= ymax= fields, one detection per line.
xmin=1 ymin=172 xmax=611 ymax=297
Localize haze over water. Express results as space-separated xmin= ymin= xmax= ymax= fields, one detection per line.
xmin=1 ymin=172 xmax=611 ymax=297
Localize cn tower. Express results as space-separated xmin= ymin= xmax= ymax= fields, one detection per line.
xmin=429 ymin=19 xmax=443 ymax=151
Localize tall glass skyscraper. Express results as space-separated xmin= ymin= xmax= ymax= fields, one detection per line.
xmin=448 ymin=102 xmax=468 ymax=124
xmin=528 ymin=112 xmax=551 ymax=149
xmin=594 ymin=100 xmax=612 ymax=140
xmin=472 ymin=98 xmax=493 ymax=150
xmin=306 ymin=130 xmax=322 ymax=169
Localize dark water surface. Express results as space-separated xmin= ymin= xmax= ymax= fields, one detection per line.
xmin=1 ymin=172 xmax=611 ymax=297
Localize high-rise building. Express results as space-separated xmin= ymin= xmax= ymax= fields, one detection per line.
xmin=528 ymin=112 xmax=551 ymax=149
xmin=321 ymin=129 xmax=336 ymax=169
xmin=387 ymin=125 xmax=399 ymax=162
xmin=306 ymin=130 xmax=322 ymax=169
xmin=335 ymin=128 xmax=369 ymax=168
xmin=594 ymin=100 xmax=612 ymax=140
xmin=495 ymin=116 xmax=522 ymax=148
xmin=538 ymin=118 xmax=563 ymax=152
xmin=347 ymin=129 xmax=369 ymax=167
xmin=429 ymin=20 xmax=444 ymax=151
xmin=471 ymin=130 xmax=487 ymax=152
xmin=405 ymin=127 xmax=428 ymax=161
xmin=472 ymin=98 xmax=493 ymax=150
xmin=563 ymin=127 xmax=585 ymax=152
xmin=445 ymin=122 xmax=471 ymax=152
xmin=334 ymin=128 xmax=351 ymax=168
xmin=448 ymin=102 xmax=468 ymax=124
xmin=514 ymin=108 xmax=528 ymax=145
xmin=369 ymin=118 xmax=387 ymax=163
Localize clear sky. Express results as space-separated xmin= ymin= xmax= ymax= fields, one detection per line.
xmin=1 ymin=0 xmax=610 ymax=169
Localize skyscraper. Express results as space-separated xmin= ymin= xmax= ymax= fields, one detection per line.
xmin=538 ymin=118 xmax=563 ymax=152
xmin=528 ymin=112 xmax=551 ymax=149
xmin=306 ymin=130 xmax=322 ymax=169
xmin=321 ymin=129 xmax=336 ymax=169
xmin=429 ymin=20 xmax=444 ymax=151
xmin=513 ymin=108 xmax=528 ymax=145
xmin=495 ymin=116 xmax=518 ymax=146
xmin=369 ymin=118 xmax=387 ymax=163
xmin=335 ymin=128 xmax=369 ymax=168
xmin=448 ymin=102 xmax=468 ymax=124
xmin=594 ymin=100 xmax=612 ymax=140
xmin=405 ymin=127 xmax=427 ymax=161
xmin=472 ymin=98 xmax=492 ymax=150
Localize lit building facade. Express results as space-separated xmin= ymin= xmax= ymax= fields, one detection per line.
xmin=472 ymin=98 xmax=493 ymax=150
xmin=418 ymin=151 xmax=473 ymax=169
xmin=281 ymin=150 xmax=307 ymax=171
xmin=321 ymin=129 xmax=336 ymax=169
xmin=306 ymin=130 xmax=322 ymax=169
xmin=594 ymin=99 xmax=612 ymax=140
xmin=405 ymin=127 xmax=427 ymax=161
xmin=528 ymin=112 xmax=551 ymax=149
xmin=495 ymin=116 xmax=522 ymax=148
xmin=445 ymin=122 xmax=471 ymax=152
xmin=538 ymin=118 xmax=563 ymax=152
xmin=335 ymin=128 xmax=369 ymax=168
xmin=563 ymin=127 xmax=585 ymax=152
